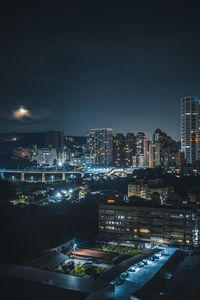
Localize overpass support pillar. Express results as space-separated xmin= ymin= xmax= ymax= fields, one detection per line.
xmin=42 ymin=173 xmax=45 ymax=182
xmin=62 ymin=173 xmax=65 ymax=181
xmin=21 ymin=172 xmax=25 ymax=181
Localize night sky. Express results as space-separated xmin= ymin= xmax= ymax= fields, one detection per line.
xmin=1 ymin=1 xmax=200 ymax=140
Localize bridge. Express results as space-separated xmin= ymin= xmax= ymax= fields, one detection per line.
xmin=0 ymin=169 xmax=85 ymax=182
xmin=85 ymin=167 xmax=136 ymax=175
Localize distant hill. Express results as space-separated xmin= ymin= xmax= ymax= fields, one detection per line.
xmin=0 ymin=132 xmax=45 ymax=147
xmin=64 ymin=136 xmax=86 ymax=147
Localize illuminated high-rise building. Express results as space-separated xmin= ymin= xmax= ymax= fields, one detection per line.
xmin=176 ymin=151 xmax=186 ymax=166
xmin=181 ymin=97 xmax=200 ymax=163
xmin=113 ymin=133 xmax=136 ymax=167
xmin=124 ymin=133 xmax=136 ymax=167
xmin=44 ymin=131 xmax=64 ymax=161
xmin=135 ymin=132 xmax=148 ymax=167
xmin=86 ymin=128 xmax=113 ymax=166
xmin=148 ymin=142 xmax=155 ymax=168
xmin=113 ymin=133 xmax=124 ymax=167
xmin=148 ymin=136 xmax=160 ymax=168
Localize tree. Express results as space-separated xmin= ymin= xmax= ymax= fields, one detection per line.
xmin=72 ymin=264 xmax=86 ymax=277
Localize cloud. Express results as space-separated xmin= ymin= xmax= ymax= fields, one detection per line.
xmin=13 ymin=107 xmax=31 ymax=119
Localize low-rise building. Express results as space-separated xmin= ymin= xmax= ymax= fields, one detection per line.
xmin=98 ymin=201 xmax=199 ymax=247
xmin=128 ymin=179 xmax=174 ymax=204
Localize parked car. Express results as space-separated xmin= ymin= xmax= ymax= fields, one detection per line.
xmin=83 ymin=261 xmax=93 ymax=265
xmin=128 ymin=266 xmax=136 ymax=272
xmin=88 ymin=257 xmax=94 ymax=262
xmin=115 ymin=277 xmax=124 ymax=285
xmin=149 ymin=256 xmax=155 ymax=261
xmin=120 ymin=272 xmax=129 ymax=279
xmin=155 ymin=252 xmax=162 ymax=257
xmin=142 ymin=259 xmax=148 ymax=265
xmin=137 ymin=262 xmax=144 ymax=268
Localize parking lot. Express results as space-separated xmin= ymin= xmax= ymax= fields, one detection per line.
xmin=114 ymin=248 xmax=176 ymax=300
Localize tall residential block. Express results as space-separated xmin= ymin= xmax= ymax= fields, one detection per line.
xmin=181 ymin=97 xmax=200 ymax=163
xmin=113 ymin=133 xmax=124 ymax=167
xmin=134 ymin=132 xmax=148 ymax=167
xmin=86 ymin=128 xmax=113 ymax=166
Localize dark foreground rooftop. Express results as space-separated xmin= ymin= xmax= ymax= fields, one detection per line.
xmin=0 ymin=276 xmax=86 ymax=300
xmin=30 ymin=250 xmax=68 ymax=269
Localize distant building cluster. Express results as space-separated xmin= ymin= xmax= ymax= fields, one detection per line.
xmin=9 ymin=96 xmax=200 ymax=172
xmin=128 ymin=179 xmax=174 ymax=204
xmin=84 ymin=128 xmax=179 ymax=169
xmin=13 ymin=131 xmax=65 ymax=167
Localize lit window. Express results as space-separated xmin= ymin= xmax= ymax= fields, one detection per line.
xmin=107 ymin=199 xmax=116 ymax=203
xmin=140 ymin=228 xmax=150 ymax=233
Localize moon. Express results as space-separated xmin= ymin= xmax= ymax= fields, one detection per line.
xmin=13 ymin=107 xmax=31 ymax=119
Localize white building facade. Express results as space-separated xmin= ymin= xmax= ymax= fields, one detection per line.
xmin=181 ymin=97 xmax=200 ymax=163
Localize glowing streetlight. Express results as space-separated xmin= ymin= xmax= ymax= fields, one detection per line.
xmin=73 ymin=243 xmax=77 ymax=252
xmin=51 ymin=175 xmax=54 ymax=181
xmin=58 ymin=161 xmax=63 ymax=167
xmin=56 ymin=192 xmax=62 ymax=198
xmin=68 ymin=189 xmax=73 ymax=193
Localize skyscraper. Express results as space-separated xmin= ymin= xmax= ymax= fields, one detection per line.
xmin=153 ymin=128 xmax=177 ymax=166
xmin=148 ymin=141 xmax=155 ymax=168
xmin=113 ymin=133 xmax=136 ymax=167
xmin=148 ymin=132 xmax=160 ymax=168
xmin=181 ymin=97 xmax=200 ymax=163
xmin=124 ymin=133 xmax=136 ymax=167
xmin=113 ymin=133 xmax=124 ymax=167
xmin=44 ymin=131 xmax=64 ymax=161
xmin=86 ymin=128 xmax=113 ymax=166
xmin=135 ymin=132 xmax=148 ymax=167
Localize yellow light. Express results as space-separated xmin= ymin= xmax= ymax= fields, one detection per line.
xmin=107 ymin=199 xmax=116 ymax=203
xmin=140 ymin=228 xmax=150 ymax=233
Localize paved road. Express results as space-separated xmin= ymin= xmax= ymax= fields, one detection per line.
xmin=115 ymin=248 xmax=176 ymax=300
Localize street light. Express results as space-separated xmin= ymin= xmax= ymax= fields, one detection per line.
xmin=58 ymin=161 xmax=63 ymax=167
xmin=51 ymin=175 xmax=54 ymax=181
xmin=68 ymin=189 xmax=73 ymax=193
xmin=73 ymin=243 xmax=77 ymax=252
xmin=12 ymin=176 xmax=15 ymax=181
xmin=56 ymin=192 xmax=62 ymax=198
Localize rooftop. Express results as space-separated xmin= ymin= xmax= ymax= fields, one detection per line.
xmin=72 ymin=249 xmax=117 ymax=261
xmin=30 ymin=250 xmax=68 ymax=269
xmin=100 ymin=197 xmax=194 ymax=211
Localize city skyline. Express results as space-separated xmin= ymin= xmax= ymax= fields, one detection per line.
xmin=0 ymin=125 xmax=180 ymax=142
xmin=1 ymin=2 xmax=200 ymax=299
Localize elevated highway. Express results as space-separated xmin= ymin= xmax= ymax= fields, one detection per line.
xmin=0 ymin=169 xmax=84 ymax=182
